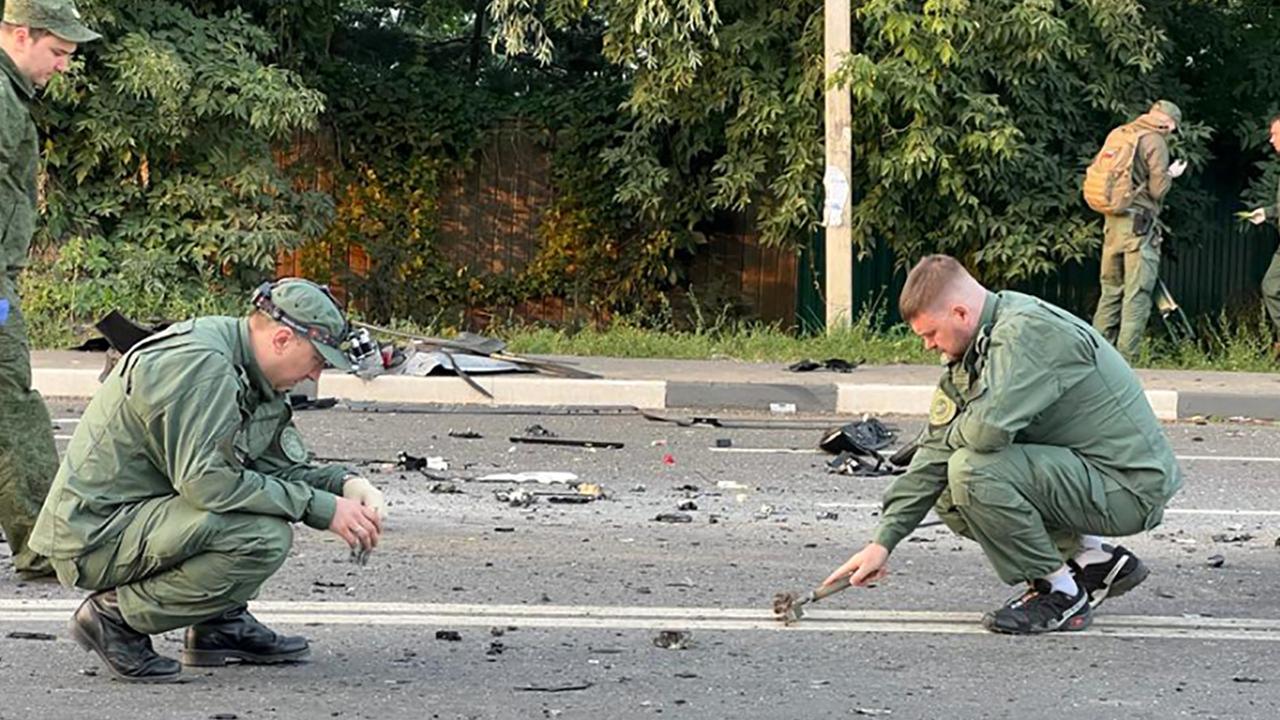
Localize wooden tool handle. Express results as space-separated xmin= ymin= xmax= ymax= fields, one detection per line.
xmin=810 ymin=580 xmax=851 ymax=603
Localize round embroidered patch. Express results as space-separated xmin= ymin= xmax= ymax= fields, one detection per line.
xmin=929 ymin=388 xmax=958 ymax=426
xmin=279 ymin=427 xmax=309 ymax=463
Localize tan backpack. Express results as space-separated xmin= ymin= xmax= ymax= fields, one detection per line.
xmin=1082 ymin=122 xmax=1156 ymax=215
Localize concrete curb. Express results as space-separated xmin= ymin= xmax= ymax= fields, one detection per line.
xmin=32 ymin=368 xmax=102 ymax=399
xmin=30 ymin=366 xmax=1227 ymax=420
xmin=319 ymin=374 xmax=668 ymax=409
xmin=835 ymin=384 xmax=1179 ymax=421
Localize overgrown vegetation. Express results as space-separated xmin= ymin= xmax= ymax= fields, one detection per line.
xmin=17 ymin=1 xmax=1280 ymax=373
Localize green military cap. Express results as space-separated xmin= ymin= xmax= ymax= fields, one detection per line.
xmin=1149 ymin=99 xmax=1182 ymax=128
xmin=3 ymin=0 xmax=101 ymax=43
xmin=257 ymin=278 xmax=353 ymax=371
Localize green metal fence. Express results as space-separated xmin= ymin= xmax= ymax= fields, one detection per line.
xmin=797 ymin=203 xmax=1278 ymax=332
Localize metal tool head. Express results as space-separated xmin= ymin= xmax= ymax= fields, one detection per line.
xmin=772 ymin=591 xmax=804 ymax=625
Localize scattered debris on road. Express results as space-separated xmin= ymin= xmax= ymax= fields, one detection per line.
xmin=496 ymin=489 xmax=536 ymax=507
xmin=477 ymin=472 xmax=578 ymax=485
xmin=435 ymin=630 xmax=462 ymax=642
xmin=652 ymin=631 xmax=691 ymax=650
xmin=516 ymin=682 xmax=594 ymax=693
xmin=397 ymin=452 xmax=448 ymax=472
xmin=1207 ymin=554 xmax=1226 ymax=568
xmin=524 ymin=424 xmax=557 ymax=437
xmin=6 ymin=631 xmax=55 ymax=641
xmin=448 ymin=428 xmax=483 ymax=439
xmin=819 ymin=418 xmax=897 ymax=453
xmin=786 ymin=358 xmax=860 ymax=373
xmin=509 ymin=435 xmax=624 ymax=449
xmin=653 ymin=512 xmax=693 ymax=524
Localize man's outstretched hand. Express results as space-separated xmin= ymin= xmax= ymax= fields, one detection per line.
xmin=823 ymin=542 xmax=890 ymax=588
xmin=330 ymin=496 xmax=382 ymax=552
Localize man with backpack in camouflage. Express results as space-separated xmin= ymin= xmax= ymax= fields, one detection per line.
xmin=1242 ymin=114 xmax=1280 ymax=358
xmin=1084 ymin=100 xmax=1188 ymax=360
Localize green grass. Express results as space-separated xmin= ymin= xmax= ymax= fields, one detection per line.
xmin=23 ymin=290 xmax=1280 ymax=373
xmin=1134 ymin=309 xmax=1279 ymax=373
xmin=501 ymin=320 xmax=935 ymax=364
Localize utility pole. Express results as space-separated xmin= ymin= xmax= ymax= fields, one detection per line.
xmin=823 ymin=0 xmax=853 ymax=329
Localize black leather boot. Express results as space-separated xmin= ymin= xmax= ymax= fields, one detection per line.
xmin=69 ymin=590 xmax=182 ymax=683
xmin=181 ymin=605 xmax=310 ymax=666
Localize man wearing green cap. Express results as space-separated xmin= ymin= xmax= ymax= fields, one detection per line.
xmin=1090 ymin=100 xmax=1188 ymax=360
xmin=29 ymin=278 xmax=388 ymax=683
xmin=0 ymin=0 xmax=100 ymax=579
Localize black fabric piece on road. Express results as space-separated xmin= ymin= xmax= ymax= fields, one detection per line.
xmin=289 ymin=396 xmax=338 ymax=410
xmin=819 ymin=418 xmax=897 ymax=453
xmin=641 ymin=411 xmax=837 ymax=430
xmin=786 ymin=358 xmax=861 ymax=373
xmin=508 ymin=436 xmax=624 ymax=449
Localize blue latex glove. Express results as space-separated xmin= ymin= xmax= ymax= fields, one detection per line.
xmin=0 ymin=298 xmax=8 ymax=327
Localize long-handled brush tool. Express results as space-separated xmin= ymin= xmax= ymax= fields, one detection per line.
xmin=772 ymin=580 xmax=852 ymax=625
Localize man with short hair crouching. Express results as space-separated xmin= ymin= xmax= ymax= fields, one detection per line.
xmin=824 ymin=255 xmax=1182 ymax=634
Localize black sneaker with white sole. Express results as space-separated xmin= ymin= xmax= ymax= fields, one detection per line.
xmin=1070 ymin=544 xmax=1148 ymax=607
xmin=982 ymin=580 xmax=1092 ymax=635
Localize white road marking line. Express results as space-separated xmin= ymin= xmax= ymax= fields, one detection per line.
xmin=1165 ymin=508 xmax=1280 ymax=517
xmin=1178 ymin=454 xmax=1280 ymax=463
xmin=1 ymin=600 xmax=1277 ymax=642
xmin=813 ymin=501 xmax=1280 ymax=518
xmin=710 ymin=448 xmax=824 ymax=454
xmin=713 ymin=447 xmax=1280 ymax=463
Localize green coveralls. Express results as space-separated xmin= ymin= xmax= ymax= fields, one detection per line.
xmin=876 ymin=291 xmax=1183 ymax=585
xmin=29 ymin=317 xmax=351 ymax=634
xmin=1258 ymin=174 xmax=1280 ymax=335
xmin=1092 ymin=114 xmax=1173 ymax=360
xmin=0 ymin=47 xmax=56 ymax=578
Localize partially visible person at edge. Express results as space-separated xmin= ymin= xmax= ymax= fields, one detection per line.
xmin=0 ymin=0 xmax=100 ymax=580
xmin=1243 ymin=113 xmax=1280 ymax=357
xmin=29 ymin=279 xmax=387 ymax=683
xmin=824 ymin=255 xmax=1183 ymax=635
xmin=1091 ymin=100 xmax=1188 ymax=360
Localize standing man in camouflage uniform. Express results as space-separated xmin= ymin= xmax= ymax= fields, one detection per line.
xmin=0 ymin=0 xmax=99 ymax=579
xmin=1091 ymin=100 xmax=1188 ymax=360
xmin=824 ymin=255 xmax=1182 ymax=634
xmin=30 ymin=279 xmax=388 ymax=682
xmin=1243 ymin=113 xmax=1280 ymax=357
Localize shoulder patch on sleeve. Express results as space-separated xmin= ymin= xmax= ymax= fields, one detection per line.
xmin=929 ymin=387 xmax=958 ymax=426
xmin=279 ymin=427 xmax=310 ymax=464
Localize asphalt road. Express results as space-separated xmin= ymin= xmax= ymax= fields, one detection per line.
xmin=2 ymin=402 xmax=1279 ymax=720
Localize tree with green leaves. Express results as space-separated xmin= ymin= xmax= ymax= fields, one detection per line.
xmin=25 ymin=0 xmax=329 ymax=343
xmin=492 ymin=0 xmax=1224 ymax=282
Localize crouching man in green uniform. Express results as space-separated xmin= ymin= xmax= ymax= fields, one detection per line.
xmin=30 ymin=279 xmax=387 ymax=682
xmin=824 ymin=255 xmax=1182 ymax=634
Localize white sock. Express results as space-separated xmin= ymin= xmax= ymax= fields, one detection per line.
xmin=1045 ymin=565 xmax=1079 ymax=596
xmin=1073 ymin=536 xmax=1112 ymax=567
